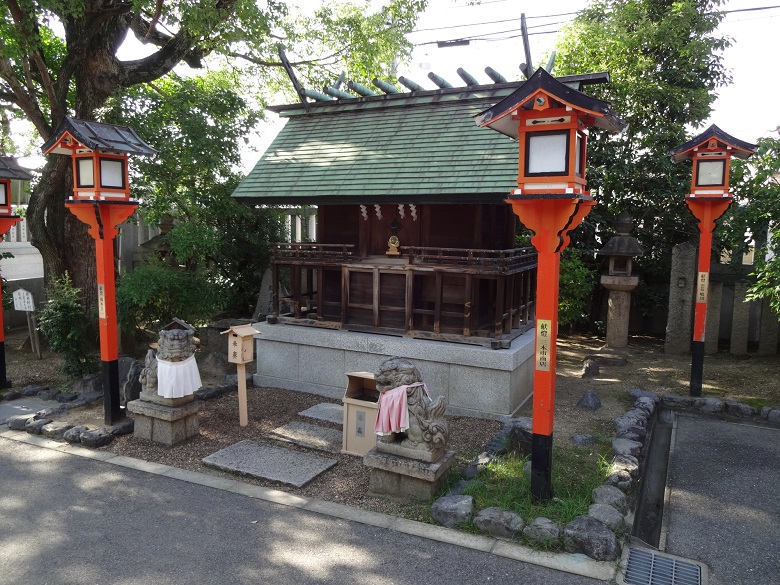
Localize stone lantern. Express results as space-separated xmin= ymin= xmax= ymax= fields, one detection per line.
xmin=597 ymin=212 xmax=644 ymax=349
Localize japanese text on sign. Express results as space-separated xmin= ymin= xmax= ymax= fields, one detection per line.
xmin=536 ymin=319 xmax=552 ymax=372
xmin=697 ymin=272 xmax=709 ymax=304
xmin=98 ymin=284 xmax=106 ymax=319
xmin=12 ymin=288 xmax=35 ymax=312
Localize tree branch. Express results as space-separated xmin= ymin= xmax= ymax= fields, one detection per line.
xmin=0 ymin=55 xmax=51 ymax=138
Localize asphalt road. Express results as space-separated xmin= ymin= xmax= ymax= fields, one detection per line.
xmin=0 ymin=438 xmax=605 ymax=585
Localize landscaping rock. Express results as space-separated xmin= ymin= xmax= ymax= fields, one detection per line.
xmin=693 ymin=397 xmax=725 ymax=414
xmin=42 ymin=421 xmax=75 ymax=439
xmin=431 ymin=495 xmax=473 ymax=528
xmin=474 ymin=507 xmax=525 ymax=539
xmin=628 ymin=388 xmax=660 ymax=402
xmin=80 ymin=428 xmax=114 ymax=448
xmin=611 ymin=454 xmax=640 ymax=478
xmin=6 ymin=414 xmax=36 ymax=430
xmin=523 ymin=517 xmax=560 ymax=544
xmin=725 ymin=401 xmax=757 ymax=418
xmin=576 ymin=390 xmax=602 ymax=410
xmin=63 ymin=426 xmax=90 ymax=444
xmin=612 ymin=438 xmax=642 ymax=458
xmin=446 ymin=479 xmax=472 ymax=496
xmin=1 ymin=390 xmax=21 ymax=401
xmin=37 ymin=389 xmax=60 ymax=401
xmin=592 ymin=484 xmax=628 ymax=514
xmin=56 ymin=392 xmax=78 ymax=403
xmin=614 ymin=429 xmax=642 ymax=442
xmin=767 ymin=409 xmax=780 ymax=424
xmin=225 ymin=372 xmax=254 ymax=388
xmin=219 ymin=383 xmax=238 ymax=395
xmin=504 ymin=418 xmax=532 ymax=456
xmin=463 ymin=452 xmax=494 ymax=480
xmin=111 ymin=419 xmax=135 ymax=436
xmin=581 ymin=358 xmax=599 ymax=378
xmin=563 ymin=515 xmax=621 ymax=561
xmin=25 ymin=418 xmax=53 ymax=434
xmin=71 ymin=373 xmax=103 ymax=395
xmin=662 ymin=394 xmax=692 ymax=408
xmin=605 ymin=469 xmax=633 ymax=491
xmin=588 ymin=503 xmax=625 ymax=531
xmin=633 ymin=396 xmax=657 ymax=416
xmin=571 ymin=434 xmax=594 ymax=446
xmin=21 ymin=384 xmax=47 ymax=397
xmin=194 ymin=386 xmax=221 ymax=401
xmin=120 ymin=357 xmax=143 ymax=405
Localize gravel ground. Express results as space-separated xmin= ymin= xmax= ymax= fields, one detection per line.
xmin=5 ymin=326 xmax=780 ymax=519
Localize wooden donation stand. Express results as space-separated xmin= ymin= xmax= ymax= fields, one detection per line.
xmin=221 ymin=324 xmax=259 ymax=427
xmin=342 ymin=372 xmax=379 ymax=455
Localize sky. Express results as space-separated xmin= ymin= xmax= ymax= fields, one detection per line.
xmin=396 ymin=0 xmax=780 ymax=144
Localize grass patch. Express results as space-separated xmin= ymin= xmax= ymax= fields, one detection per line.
xmin=462 ymin=443 xmax=611 ymax=528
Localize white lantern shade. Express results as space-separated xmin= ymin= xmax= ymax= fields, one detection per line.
xmin=696 ymin=159 xmax=725 ymax=187
xmin=575 ymin=133 xmax=584 ymax=178
xmin=0 ymin=182 xmax=6 ymax=206
xmin=99 ymin=158 xmax=125 ymax=188
xmin=76 ymin=158 xmax=94 ymax=187
xmin=526 ymin=132 xmax=568 ymax=175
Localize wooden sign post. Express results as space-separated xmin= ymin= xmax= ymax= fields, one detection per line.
xmin=12 ymin=288 xmax=42 ymax=359
xmin=221 ymin=324 xmax=259 ymax=427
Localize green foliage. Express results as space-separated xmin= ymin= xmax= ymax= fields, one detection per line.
xmin=116 ymin=262 xmax=225 ymax=332
xmin=37 ymin=274 xmax=99 ymax=378
xmin=559 ymin=248 xmax=597 ymax=327
xmin=554 ymin=0 xmax=730 ymax=279
xmin=462 ymin=445 xmax=611 ymax=545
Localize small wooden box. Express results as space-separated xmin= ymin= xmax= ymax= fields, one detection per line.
xmin=342 ymin=372 xmax=379 ymax=456
xmin=221 ymin=324 xmax=258 ymax=364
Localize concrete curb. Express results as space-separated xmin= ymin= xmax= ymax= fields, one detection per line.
xmin=0 ymin=429 xmax=615 ymax=582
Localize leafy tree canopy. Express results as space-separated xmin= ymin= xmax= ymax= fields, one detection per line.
xmin=553 ymin=0 xmax=731 ymax=279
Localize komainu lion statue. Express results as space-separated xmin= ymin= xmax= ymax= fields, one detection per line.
xmin=374 ymin=356 xmax=448 ymax=459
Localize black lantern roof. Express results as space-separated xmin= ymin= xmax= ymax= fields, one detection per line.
xmin=0 ymin=156 xmax=33 ymax=181
xmin=474 ymin=67 xmax=628 ymax=138
xmin=671 ymin=124 xmax=756 ymax=163
xmin=42 ymin=116 xmax=157 ymax=157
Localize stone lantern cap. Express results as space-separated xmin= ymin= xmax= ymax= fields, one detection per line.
xmin=597 ymin=212 xmax=644 ymax=258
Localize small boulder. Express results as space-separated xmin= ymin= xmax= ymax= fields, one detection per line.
xmin=592 ymin=484 xmax=628 ymax=514
xmin=120 ymin=358 xmax=143 ymax=405
xmin=628 ymin=388 xmax=660 ymax=402
xmin=71 ymin=373 xmax=103 ymax=395
xmin=6 ymin=414 xmax=36 ymax=431
xmin=56 ymin=392 xmax=78 ymax=403
xmin=111 ymin=418 xmax=135 ymax=436
xmin=588 ymin=503 xmax=625 ymax=531
xmin=463 ymin=452 xmax=494 ymax=480
xmin=37 ymin=389 xmax=60 ymax=401
xmin=25 ymin=418 xmax=53 ymax=434
xmin=431 ymin=495 xmax=473 ymax=528
xmin=563 ymin=515 xmax=621 ymax=561
xmin=571 ymin=434 xmax=594 ymax=446
xmin=523 ymin=517 xmax=560 ymax=544
xmin=194 ymin=386 xmax=221 ymax=401
xmin=612 ymin=438 xmax=643 ymax=458
xmin=767 ymin=409 xmax=780 ymax=424
xmin=474 ymin=507 xmax=525 ymax=539
xmin=633 ymin=396 xmax=657 ymax=416
xmin=79 ymin=428 xmax=114 ymax=448
xmin=725 ymin=401 xmax=757 ymax=418
xmin=605 ymin=469 xmax=633 ymax=492
xmin=662 ymin=394 xmax=692 ymax=408
xmin=21 ymin=384 xmax=47 ymax=397
xmin=611 ymin=454 xmax=640 ymax=478
xmin=224 ymin=372 xmax=254 ymax=388
xmin=581 ymin=358 xmax=599 ymax=378
xmin=42 ymin=421 xmax=75 ymax=440
xmin=1 ymin=390 xmax=21 ymax=401
xmin=446 ymin=479 xmax=472 ymax=496
xmin=576 ymin=390 xmax=602 ymax=410
xmin=693 ymin=397 xmax=725 ymax=414
xmin=63 ymin=425 xmax=90 ymax=444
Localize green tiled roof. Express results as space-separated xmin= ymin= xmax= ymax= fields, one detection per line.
xmin=232 ymin=85 xmax=523 ymax=205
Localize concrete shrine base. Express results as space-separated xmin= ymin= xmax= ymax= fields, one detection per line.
xmin=252 ymin=322 xmax=535 ymax=420
xmin=364 ymin=448 xmax=457 ymax=501
xmin=127 ymin=398 xmax=203 ymax=446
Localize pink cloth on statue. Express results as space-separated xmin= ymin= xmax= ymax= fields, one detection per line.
xmin=156 ymin=355 xmax=202 ymax=398
xmin=375 ymin=382 xmax=429 ymax=435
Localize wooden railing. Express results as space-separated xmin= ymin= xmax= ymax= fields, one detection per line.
xmin=405 ymin=246 xmax=537 ymax=273
xmin=271 ymin=242 xmax=354 ymax=262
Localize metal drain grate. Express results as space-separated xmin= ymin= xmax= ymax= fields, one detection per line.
xmin=618 ymin=547 xmax=707 ymax=585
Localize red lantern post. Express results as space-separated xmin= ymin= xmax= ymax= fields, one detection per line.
xmin=477 ymin=68 xmax=626 ymax=499
xmin=42 ymin=117 xmax=156 ymax=424
xmin=0 ymin=158 xmax=33 ymax=387
xmin=671 ymin=126 xmax=755 ymax=396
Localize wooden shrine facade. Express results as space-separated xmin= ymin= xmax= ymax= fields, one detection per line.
xmin=268 ymin=203 xmax=537 ymax=349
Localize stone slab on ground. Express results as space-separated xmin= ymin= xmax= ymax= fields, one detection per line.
xmin=0 ymin=397 xmax=50 ymax=424
xmin=202 ymin=440 xmax=337 ymax=487
xmin=266 ymin=420 xmax=342 ymax=454
xmin=298 ymin=403 xmax=344 ymax=426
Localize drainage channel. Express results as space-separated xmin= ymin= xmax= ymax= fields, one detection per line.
xmin=631 ymin=407 xmax=674 ymax=547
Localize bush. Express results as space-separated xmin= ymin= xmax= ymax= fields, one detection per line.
xmin=559 ymin=248 xmax=597 ymax=327
xmin=117 ymin=261 xmax=225 ymax=332
xmin=38 ymin=274 xmax=100 ymax=378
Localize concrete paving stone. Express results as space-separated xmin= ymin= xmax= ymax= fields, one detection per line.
xmin=202 ymin=440 xmax=337 ymax=487
xmin=298 ymin=402 xmax=344 ymax=426
xmin=266 ymin=420 xmax=342 ymax=453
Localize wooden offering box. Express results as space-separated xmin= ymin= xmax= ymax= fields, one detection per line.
xmin=342 ymin=372 xmax=379 ymax=456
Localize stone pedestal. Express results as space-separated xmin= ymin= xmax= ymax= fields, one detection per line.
xmin=730 ymin=281 xmax=750 ymax=355
xmin=127 ymin=398 xmax=203 ymax=446
xmin=363 ymin=448 xmax=456 ymax=501
xmin=665 ymin=242 xmax=697 ymax=354
xmin=601 ymin=275 xmax=639 ymax=349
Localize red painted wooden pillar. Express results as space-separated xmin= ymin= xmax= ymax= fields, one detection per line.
xmin=507 ymin=196 xmax=595 ymax=499
xmin=0 ymin=215 xmax=22 ymax=387
xmin=686 ymin=197 xmax=733 ymax=397
xmin=66 ymin=201 xmax=137 ymax=424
